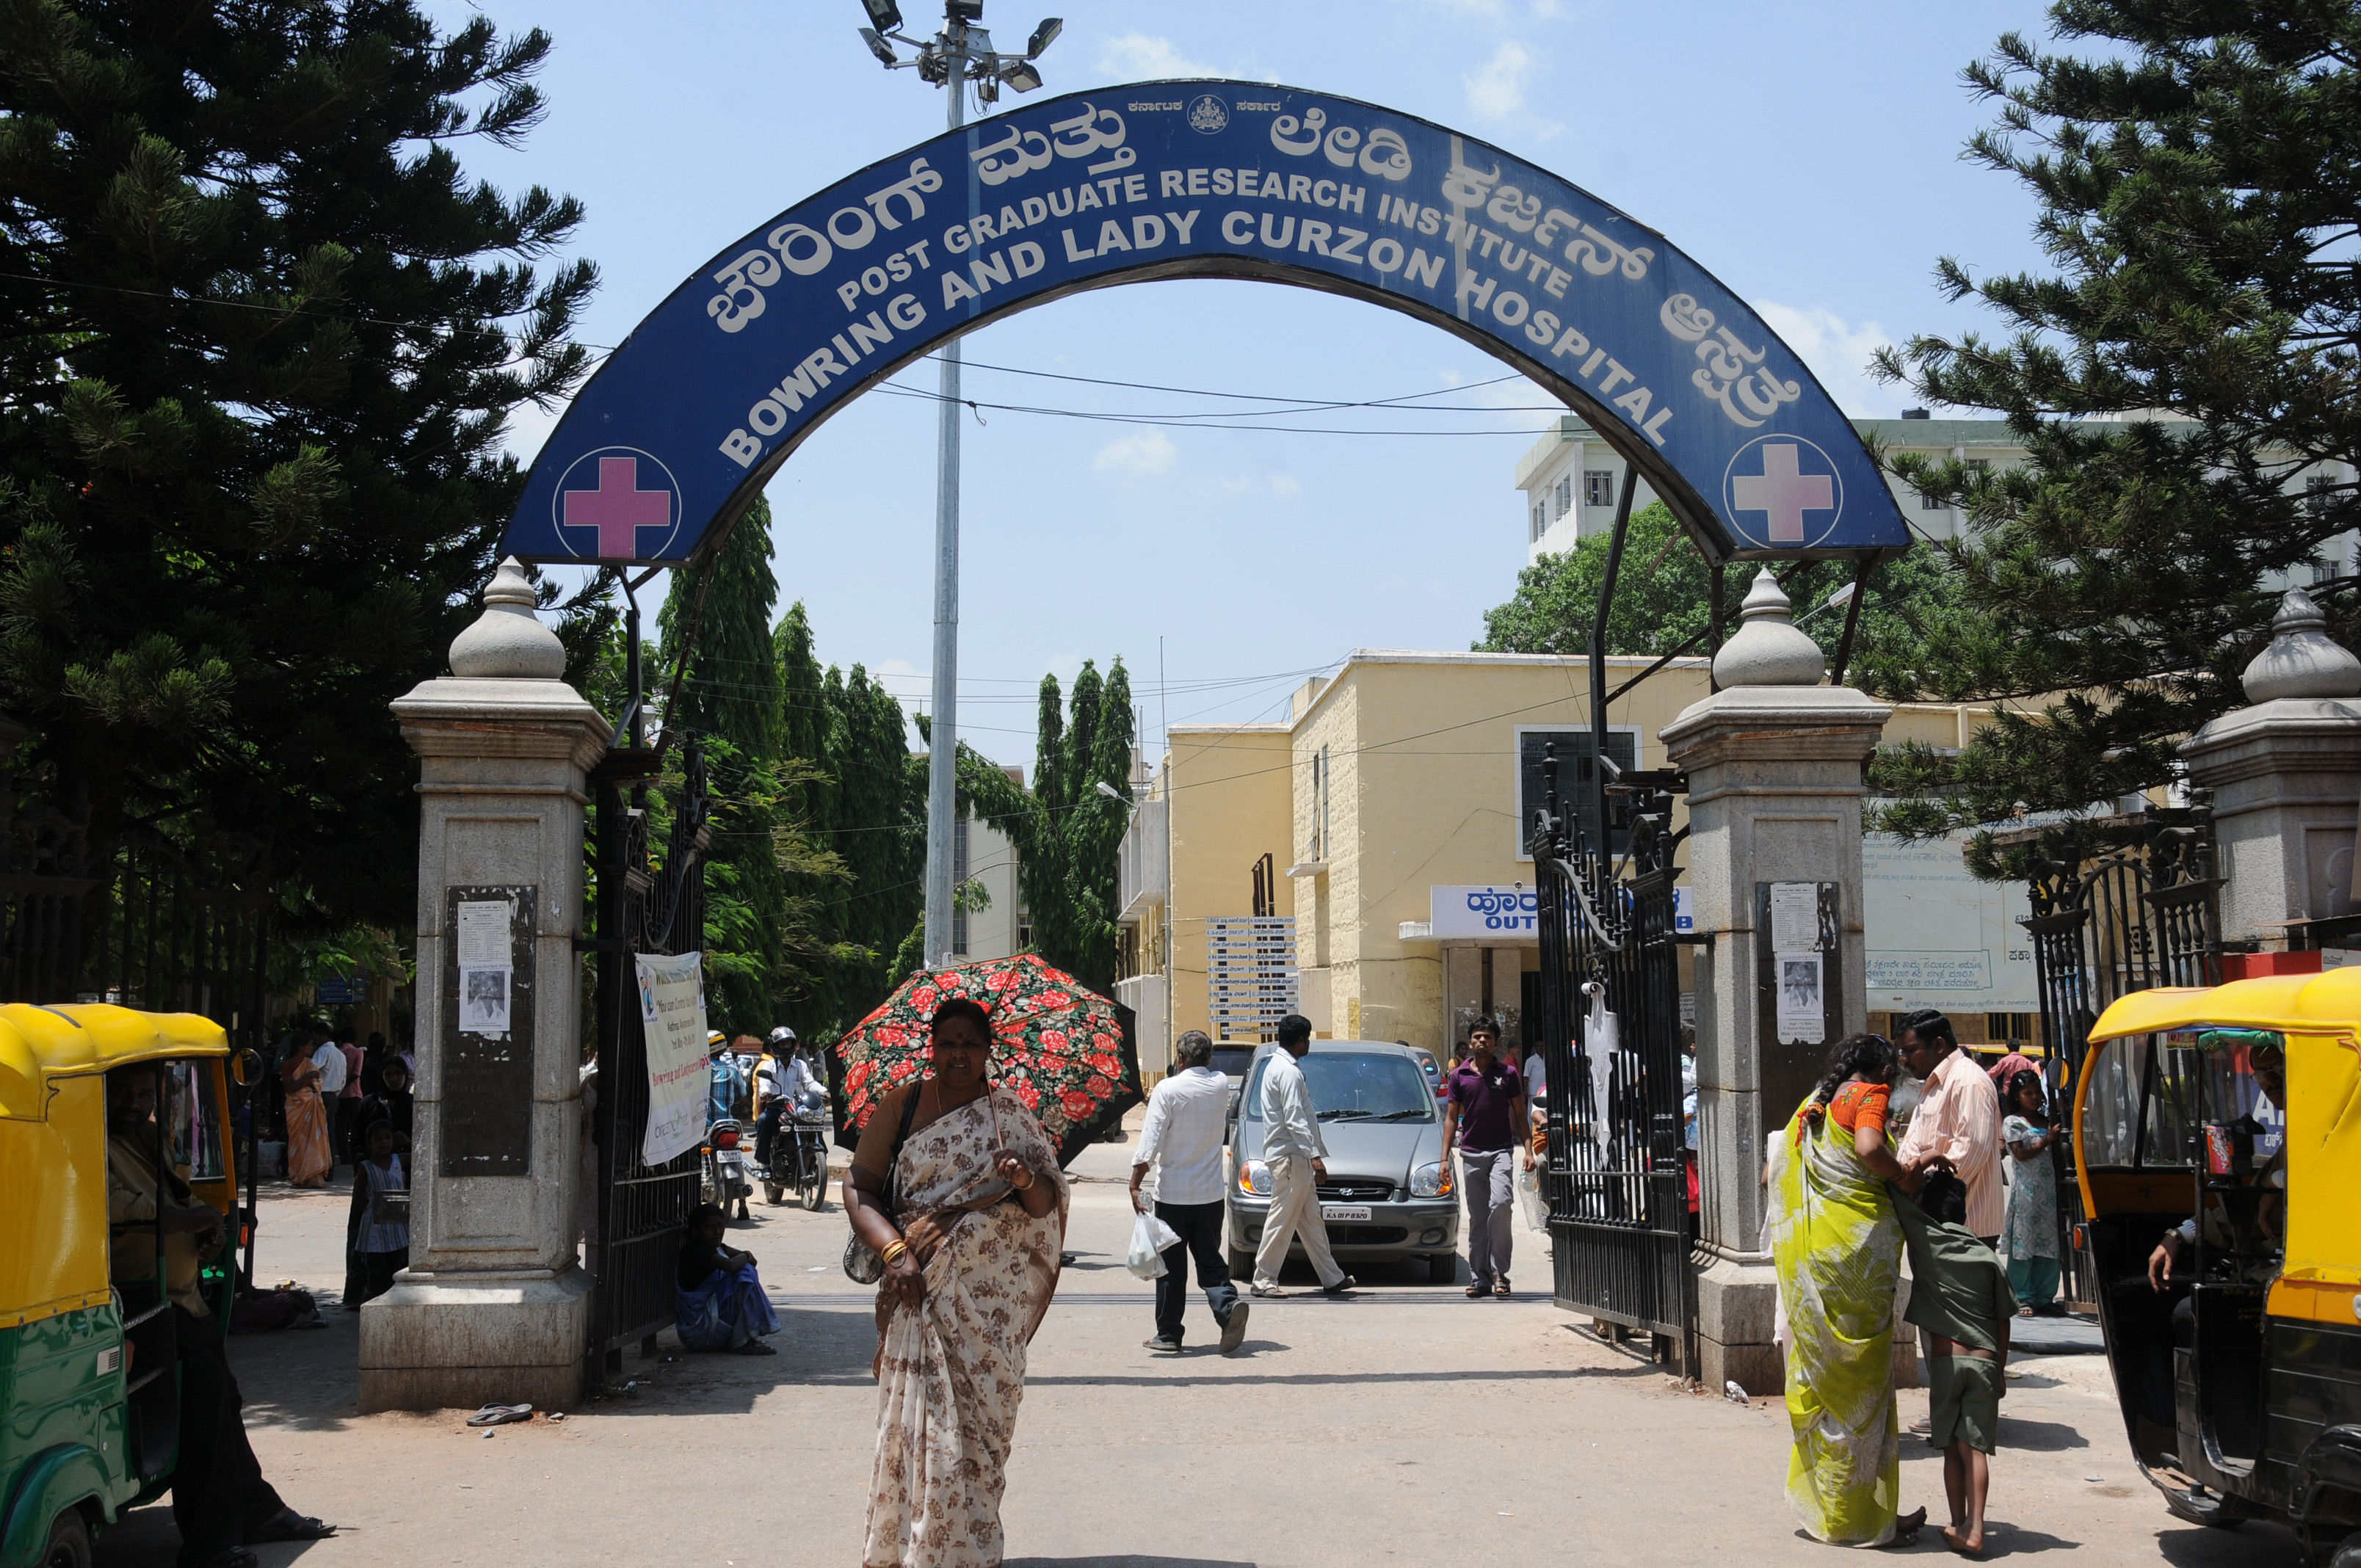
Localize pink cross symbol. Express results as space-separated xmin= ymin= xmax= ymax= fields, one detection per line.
xmin=1730 ymin=443 xmax=1834 ymax=544
xmin=562 ymin=456 xmax=672 ymax=559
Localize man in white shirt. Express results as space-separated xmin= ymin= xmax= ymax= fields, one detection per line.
xmin=1130 ymin=1031 xmax=1250 ymax=1354
xmin=1894 ymin=1008 xmax=2004 ymax=1244
xmin=309 ymin=1036 xmax=349 ymax=1169
xmin=1250 ymin=1014 xmax=1354 ymax=1299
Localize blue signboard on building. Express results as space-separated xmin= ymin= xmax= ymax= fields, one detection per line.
xmin=502 ymin=81 xmax=1910 ymax=567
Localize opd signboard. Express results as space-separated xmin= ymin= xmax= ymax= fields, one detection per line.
xmin=503 ymin=81 xmax=1910 ymax=571
xmin=1432 ymin=885 xmax=1538 ymax=939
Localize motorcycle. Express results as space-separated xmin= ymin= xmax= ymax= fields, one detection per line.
xmin=703 ymin=1117 xmax=753 ymax=1218
xmin=764 ymin=1090 xmax=832 ymax=1211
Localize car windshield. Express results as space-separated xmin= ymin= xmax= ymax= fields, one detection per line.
xmin=1211 ymin=1048 xmax=1258 ymax=1079
xmin=1244 ymin=1050 xmax=1435 ymax=1122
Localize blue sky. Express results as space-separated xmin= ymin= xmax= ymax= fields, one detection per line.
xmin=440 ymin=1 xmax=2054 ymax=769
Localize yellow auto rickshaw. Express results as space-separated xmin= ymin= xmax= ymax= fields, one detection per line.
xmin=0 ymin=1005 xmax=239 ymax=1568
xmin=2076 ymin=968 xmax=2361 ymax=1564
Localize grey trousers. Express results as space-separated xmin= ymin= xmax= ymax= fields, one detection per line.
xmin=1254 ymin=1154 xmax=1345 ymax=1290
xmin=1461 ymin=1147 xmax=1515 ymax=1283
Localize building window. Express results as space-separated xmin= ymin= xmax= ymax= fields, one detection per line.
xmin=1965 ymin=458 xmax=1990 ymax=475
xmin=1530 ymin=502 xmax=1545 ymax=542
xmin=1920 ymin=488 xmax=1946 ymax=510
xmin=1584 ymin=470 xmax=1614 ymax=507
xmin=1308 ymin=745 xmax=1330 ymax=862
xmin=1551 ymin=476 xmax=1570 ymax=518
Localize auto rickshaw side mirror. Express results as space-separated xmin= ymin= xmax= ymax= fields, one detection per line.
xmin=230 ymin=1048 xmax=262 ymax=1088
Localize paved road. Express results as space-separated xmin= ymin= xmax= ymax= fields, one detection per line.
xmin=95 ymin=1136 xmax=2302 ymax=1568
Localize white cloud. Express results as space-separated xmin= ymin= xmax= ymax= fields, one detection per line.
xmin=1531 ymin=0 xmax=1564 ymax=18
xmin=1751 ymin=302 xmax=1902 ymax=418
xmin=1463 ymin=40 xmax=1536 ymax=120
xmin=1268 ymin=473 xmax=1302 ymax=496
xmin=1093 ymin=430 xmax=1178 ymax=475
xmin=1095 ymin=32 xmax=1221 ymax=80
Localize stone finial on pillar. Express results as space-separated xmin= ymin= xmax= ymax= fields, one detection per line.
xmin=1712 ymin=568 xmax=1827 ymax=689
xmin=449 ymin=556 xmax=567 ymax=680
xmin=2183 ymin=585 xmax=2361 ymax=950
xmin=2241 ymin=587 xmax=2361 ymax=703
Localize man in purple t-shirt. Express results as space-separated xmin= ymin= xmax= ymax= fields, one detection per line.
xmin=1438 ymin=1018 xmax=1529 ymax=1299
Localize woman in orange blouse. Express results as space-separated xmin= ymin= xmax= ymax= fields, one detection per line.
xmin=1767 ymin=1033 xmax=1929 ymax=1547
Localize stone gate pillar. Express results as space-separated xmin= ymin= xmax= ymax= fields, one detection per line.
xmin=2181 ymin=588 xmax=2361 ymax=948
xmin=359 ymin=559 xmax=612 ymax=1412
xmin=1660 ymin=570 xmax=1890 ymax=1394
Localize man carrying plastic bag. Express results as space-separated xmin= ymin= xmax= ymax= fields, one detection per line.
xmin=1128 ymin=1031 xmax=1250 ymax=1354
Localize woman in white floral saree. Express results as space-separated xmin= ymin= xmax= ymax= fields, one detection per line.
xmin=846 ymin=998 xmax=1069 ymax=1568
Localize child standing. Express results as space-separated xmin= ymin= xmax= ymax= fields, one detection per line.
xmin=1894 ymin=1172 xmax=2017 ymax=1555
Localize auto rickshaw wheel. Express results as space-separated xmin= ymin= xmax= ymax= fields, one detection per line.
xmin=42 ymin=1508 xmax=93 ymax=1568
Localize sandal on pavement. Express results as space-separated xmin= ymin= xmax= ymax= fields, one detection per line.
xmin=1495 ymin=1274 xmax=1511 ymax=1296
xmin=1321 ymin=1275 xmax=1357 ymax=1296
xmin=1466 ymin=1282 xmax=1493 ymax=1299
xmin=249 ymin=1509 xmax=337 ymax=1542
xmin=1886 ymin=1508 xmax=1928 ymax=1548
xmin=1250 ymin=1283 xmax=1288 ymax=1298
xmin=465 ymin=1403 xmax=534 ymax=1428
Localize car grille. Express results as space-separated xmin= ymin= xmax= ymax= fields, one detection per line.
xmin=1325 ymin=1225 xmax=1409 ymax=1246
xmin=1316 ymin=1179 xmax=1394 ymax=1202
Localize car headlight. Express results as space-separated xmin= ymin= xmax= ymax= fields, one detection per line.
xmin=1410 ymin=1161 xmax=1451 ymax=1198
xmin=1238 ymin=1159 xmax=1272 ymax=1196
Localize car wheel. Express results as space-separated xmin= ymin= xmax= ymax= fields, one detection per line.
xmin=1428 ymin=1253 xmax=1459 ymax=1285
xmin=43 ymin=1509 xmax=93 ymax=1568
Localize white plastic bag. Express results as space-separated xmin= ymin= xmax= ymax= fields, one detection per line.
xmin=1516 ymin=1156 xmax=1549 ymax=1235
xmin=1126 ymin=1211 xmax=1180 ymax=1280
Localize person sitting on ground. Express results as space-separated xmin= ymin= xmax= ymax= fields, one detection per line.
xmin=344 ymin=1120 xmax=411 ymax=1309
xmin=107 ymin=1067 xmax=333 ymax=1568
xmin=1890 ymin=1168 xmax=2016 ymax=1557
xmin=675 ymin=1202 xmax=779 ymax=1354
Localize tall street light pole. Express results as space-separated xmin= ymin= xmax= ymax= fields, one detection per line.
xmin=855 ymin=1 xmax=1061 ymax=966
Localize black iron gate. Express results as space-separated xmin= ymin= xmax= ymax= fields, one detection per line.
xmin=1531 ymin=743 xmax=1697 ymax=1369
xmin=2003 ymin=799 xmax=2223 ymax=1304
xmin=583 ymin=734 xmax=711 ymax=1384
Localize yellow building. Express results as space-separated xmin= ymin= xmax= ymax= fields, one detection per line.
xmin=1113 ymin=647 xmax=2012 ymax=1068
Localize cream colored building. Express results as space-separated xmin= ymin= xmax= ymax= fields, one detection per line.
xmin=1114 ymin=648 xmax=2011 ymax=1067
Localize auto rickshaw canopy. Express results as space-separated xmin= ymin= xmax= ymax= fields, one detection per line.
xmin=0 ymin=1004 xmax=229 ymax=1329
xmin=2083 ymin=968 xmax=2361 ymax=1322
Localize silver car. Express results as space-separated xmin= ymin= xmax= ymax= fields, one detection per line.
xmin=1224 ymin=1039 xmax=1461 ymax=1284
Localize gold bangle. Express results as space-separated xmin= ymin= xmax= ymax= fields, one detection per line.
xmin=880 ymin=1239 xmax=910 ymax=1267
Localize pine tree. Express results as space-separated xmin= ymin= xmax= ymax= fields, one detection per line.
xmin=1871 ymin=1 xmax=2361 ymax=835
xmin=0 ymin=1 xmax=595 ymax=923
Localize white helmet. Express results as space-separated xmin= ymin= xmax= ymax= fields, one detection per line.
xmin=767 ymin=1025 xmax=797 ymax=1048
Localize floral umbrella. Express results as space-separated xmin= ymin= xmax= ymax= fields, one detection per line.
xmin=828 ymin=953 xmax=1145 ymax=1167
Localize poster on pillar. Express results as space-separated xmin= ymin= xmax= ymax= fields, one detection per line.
xmin=439 ymin=886 xmax=537 ymax=1177
xmin=637 ymin=951 xmax=711 ymax=1167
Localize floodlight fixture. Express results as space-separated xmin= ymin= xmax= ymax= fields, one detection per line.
xmin=1094 ymin=780 xmax=1125 ymax=802
xmin=1823 ymin=581 xmax=1858 ymax=611
xmin=1026 ymin=17 xmax=1062 ymax=57
xmin=1001 ymin=59 xmax=1043 ymax=92
xmin=946 ymin=0 xmax=983 ymax=20
xmin=860 ymin=0 xmax=904 ymax=31
xmin=858 ymin=26 xmax=899 ymax=65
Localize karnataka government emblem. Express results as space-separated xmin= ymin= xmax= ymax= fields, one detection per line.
xmin=1187 ymin=95 xmax=1228 ymax=134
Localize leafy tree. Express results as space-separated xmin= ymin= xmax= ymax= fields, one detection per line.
xmin=964 ymin=658 xmax=1135 ymax=994
xmin=659 ymin=503 xmax=806 ymax=1031
xmin=822 ymin=664 xmax=924 ymax=1019
xmin=1870 ymin=1 xmax=2361 ymax=835
xmin=0 ymin=1 xmax=596 ymax=923
xmin=1475 ymin=501 xmax=1959 ymax=692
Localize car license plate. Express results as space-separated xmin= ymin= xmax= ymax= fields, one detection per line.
xmin=1321 ymin=1205 xmax=1371 ymax=1222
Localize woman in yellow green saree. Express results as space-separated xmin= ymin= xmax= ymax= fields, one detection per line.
xmin=1766 ymin=1033 xmax=1928 ymax=1547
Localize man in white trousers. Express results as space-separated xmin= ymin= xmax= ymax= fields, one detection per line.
xmin=1251 ymin=1014 xmax=1356 ymax=1298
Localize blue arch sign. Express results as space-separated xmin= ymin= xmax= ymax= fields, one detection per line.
xmin=503 ymin=81 xmax=1908 ymax=567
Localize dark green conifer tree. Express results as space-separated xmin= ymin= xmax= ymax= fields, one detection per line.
xmin=0 ymin=1 xmax=597 ymax=922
